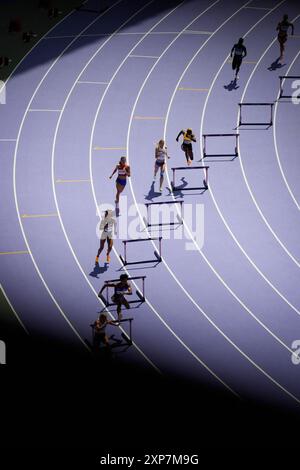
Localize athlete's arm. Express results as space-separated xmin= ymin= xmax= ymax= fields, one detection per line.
xmin=125 ymin=165 xmax=131 ymax=177
xmin=109 ymin=166 xmax=118 ymax=179
xmin=290 ymin=22 xmax=294 ymax=35
xmin=125 ymin=283 xmax=132 ymax=295
xmin=176 ymin=130 xmax=184 ymax=142
xmin=243 ymin=46 xmax=247 ymax=58
xmin=230 ymin=45 xmax=235 ymax=57
xmin=98 ymin=283 xmax=115 ymax=296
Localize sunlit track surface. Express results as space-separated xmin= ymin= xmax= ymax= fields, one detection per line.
xmin=273 ymin=52 xmax=300 ymax=211
xmin=1 ymin=0 xmax=300 ymax=411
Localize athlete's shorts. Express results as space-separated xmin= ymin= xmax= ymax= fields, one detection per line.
xmin=232 ymin=55 xmax=242 ymax=70
xmin=278 ymin=32 xmax=287 ymax=44
xmin=181 ymin=143 xmax=193 ymax=159
xmin=100 ymin=232 xmax=113 ymax=241
xmin=155 ymin=160 xmax=165 ymax=167
xmin=116 ymin=177 xmax=126 ymax=186
xmin=111 ymin=293 xmax=124 ymax=304
xmin=94 ymin=332 xmax=106 ymax=346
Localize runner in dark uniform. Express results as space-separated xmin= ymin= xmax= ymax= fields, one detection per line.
xmin=98 ymin=274 xmax=132 ymax=321
xmin=230 ymin=38 xmax=247 ymax=80
xmin=91 ymin=313 xmax=118 ymax=351
xmin=277 ymin=14 xmax=294 ymax=61
xmin=176 ymin=128 xmax=196 ymax=165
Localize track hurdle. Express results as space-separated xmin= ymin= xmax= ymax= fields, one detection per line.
xmin=99 ymin=276 xmax=146 ymax=307
xmin=90 ymin=317 xmax=134 ymax=348
xmin=144 ymin=200 xmax=184 ymax=228
xmin=119 ymin=237 xmax=162 ymax=266
xmin=202 ymin=134 xmax=239 ymax=158
xmin=171 ymin=166 xmax=209 ymax=192
xmin=238 ymin=103 xmax=274 ymax=126
xmin=279 ymin=75 xmax=300 ymax=99
xmin=110 ymin=318 xmax=134 ymax=346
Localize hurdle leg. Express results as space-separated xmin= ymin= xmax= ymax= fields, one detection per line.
xmin=203 ymin=167 xmax=208 ymax=189
xmin=129 ymin=319 xmax=132 ymax=345
xmin=270 ymin=104 xmax=274 ymax=126
xmin=238 ymin=104 xmax=242 ymax=126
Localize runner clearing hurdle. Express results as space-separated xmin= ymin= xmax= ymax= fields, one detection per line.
xmin=176 ymin=128 xmax=196 ymax=166
xmin=98 ymin=274 xmax=132 ymax=322
xmin=90 ymin=313 xmax=119 ymax=351
xmin=277 ymin=14 xmax=294 ymax=61
xmin=153 ymin=139 xmax=170 ymax=193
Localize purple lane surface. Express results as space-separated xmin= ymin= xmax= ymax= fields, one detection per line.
xmin=274 ymin=54 xmax=300 ymax=206
xmin=1 ymin=0 xmax=300 ymax=411
xmin=91 ymin=0 xmax=300 ymax=407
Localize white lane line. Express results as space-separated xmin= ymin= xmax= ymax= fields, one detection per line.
xmin=193 ymin=9 xmax=300 ymax=324
xmin=273 ymin=50 xmax=300 ymax=211
xmin=0 ymin=283 xmax=29 ymax=334
xmin=51 ymin=1 xmax=177 ymax=374
xmin=236 ymin=13 xmax=300 ymax=270
xmin=12 ymin=0 xmax=124 ymax=352
xmin=126 ymin=1 xmax=300 ymax=404
xmin=88 ymin=1 xmax=239 ymax=395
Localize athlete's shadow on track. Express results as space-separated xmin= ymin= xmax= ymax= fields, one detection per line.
xmin=145 ymin=182 xmax=163 ymax=201
xmin=224 ymin=79 xmax=239 ymax=91
xmin=89 ymin=262 xmax=109 ymax=278
xmin=268 ymin=57 xmax=286 ymax=71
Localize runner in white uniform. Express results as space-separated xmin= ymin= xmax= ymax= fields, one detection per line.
xmin=95 ymin=210 xmax=117 ymax=264
xmin=153 ymin=139 xmax=170 ymax=193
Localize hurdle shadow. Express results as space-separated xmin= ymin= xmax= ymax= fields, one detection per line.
xmin=224 ymin=79 xmax=239 ymax=91
xmin=145 ymin=182 xmax=164 ymax=202
xmin=89 ymin=262 xmax=109 ymax=278
xmin=234 ymin=125 xmax=272 ymax=131
xmin=198 ymin=156 xmax=237 ymax=163
xmin=166 ymin=177 xmax=188 ymax=198
xmin=85 ymin=337 xmax=131 ymax=357
xmin=268 ymin=57 xmax=286 ymax=71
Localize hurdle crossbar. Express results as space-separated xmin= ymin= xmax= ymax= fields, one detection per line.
xmin=171 ymin=166 xmax=209 ymax=192
xmin=99 ymin=276 xmax=146 ymax=306
xmin=202 ymin=134 xmax=239 ymax=158
xmin=279 ymin=75 xmax=300 ymax=99
xmin=144 ymin=200 xmax=184 ymax=227
xmin=120 ymin=237 xmax=162 ymax=266
xmin=238 ymin=102 xmax=274 ymax=126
